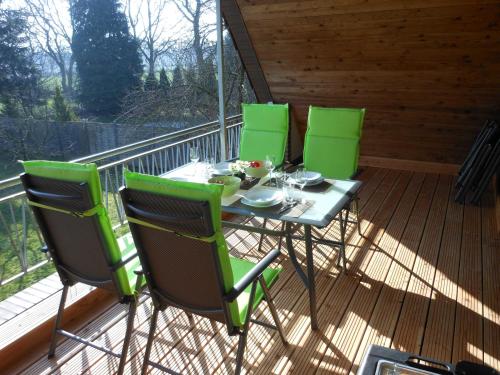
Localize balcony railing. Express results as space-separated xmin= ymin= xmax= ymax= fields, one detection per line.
xmin=0 ymin=115 xmax=242 ymax=292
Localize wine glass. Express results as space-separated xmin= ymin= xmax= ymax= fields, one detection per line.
xmin=265 ymin=155 xmax=276 ymax=185
xmin=294 ymin=167 xmax=308 ymax=203
xmin=282 ymin=173 xmax=295 ymax=205
xmin=190 ymin=145 xmax=200 ymax=175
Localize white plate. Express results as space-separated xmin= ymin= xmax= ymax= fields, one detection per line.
xmin=289 ymin=176 xmax=324 ymax=186
xmin=302 ymin=171 xmax=322 ymax=182
xmin=304 ymin=177 xmax=324 ymax=186
xmin=213 ymin=168 xmax=232 ymax=176
xmin=241 ymin=189 xmax=283 ymax=207
xmin=213 ymin=162 xmax=233 ymax=176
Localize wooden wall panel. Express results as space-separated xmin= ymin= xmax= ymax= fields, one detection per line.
xmin=232 ymin=0 xmax=500 ymax=164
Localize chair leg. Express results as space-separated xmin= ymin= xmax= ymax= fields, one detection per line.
xmin=142 ymin=308 xmax=159 ymax=375
xmin=257 ymin=218 xmax=268 ymax=253
xmin=277 ymin=221 xmax=285 ymax=251
xmin=235 ymin=280 xmax=257 ymax=375
xmin=258 ymin=276 xmax=287 ymax=346
xmin=354 ymin=196 xmax=361 ymax=235
xmin=335 ymin=213 xmax=342 ymax=267
xmin=185 ymin=311 xmax=195 ymax=326
xmin=48 ymin=284 xmax=69 ymax=358
xmin=117 ymin=299 xmax=137 ymax=375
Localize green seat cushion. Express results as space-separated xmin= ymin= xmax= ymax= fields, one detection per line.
xmin=22 ymin=160 xmax=137 ymax=296
xmin=240 ymin=103 xmax=289 ymax=165
xmin=117 ymin=232 xmax=146 ymax=291
xmin=304 ymin=136 xmax=359 ymax=179
xmin=230 ymin=256 xmax=281 ymax=326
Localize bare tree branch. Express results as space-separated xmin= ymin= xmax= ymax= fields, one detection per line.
xmin=24 ymin=0 xmax=74 ymax=96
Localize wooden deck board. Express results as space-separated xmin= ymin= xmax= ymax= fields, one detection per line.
xmin=390 ymin=175 xmax=452 ymax=355
xmin=421 ymin=177 xmax=464 ymax=362
xmin=452 ymin=203 xmax=483 ymax=363
xmin=256 ymin=170 xmax=409 ymax=374
xmin=349 ymin=173 xmax=441 ymax=373
xmin=481 ymin=185 xmax=500 ymax=370
xmin=234 ymin=167 xmax=394 ymax=374
xmin=315 ymin=172 xmax=424 ymax=374
xmin=11 ymin=167 xmax=499 ymax=375
xmin=210 ymin=165 xmax=386 ymax=375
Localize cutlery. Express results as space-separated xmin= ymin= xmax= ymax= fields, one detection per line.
xmin=279 ymin=201 xmax=298 ymax=214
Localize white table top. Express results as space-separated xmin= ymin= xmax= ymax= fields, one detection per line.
xmin=162 ymin=162 xmax=361 ymax=228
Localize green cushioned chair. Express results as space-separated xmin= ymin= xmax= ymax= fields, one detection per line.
xmin=304 ymin=106 xmax=365 ymax=179
xmin=304 ymin=106 xmax=366 ymax=238
xmin=240 ymin=103 xmax=289 ymax=166
xmin=121 ymin=171 xmax=287 ymax=375
xmin=20 ymin=161 xmax=145 ymax=375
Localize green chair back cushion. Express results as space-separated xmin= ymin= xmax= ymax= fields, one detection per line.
xmin=22 ymin=160 xmax=138 ymax=296
xmin=307 ymin=106 xmax=364 ymax=138
xmin=240 ymin=103 xmax=289 ymax=165
xmin=304 ymin=106 xmax=365 ymax=179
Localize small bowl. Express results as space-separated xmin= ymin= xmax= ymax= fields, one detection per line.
xmin=208 ymin=176 xmax=241 ymax=197
xmin=244 ymin=161 xmax=269 ymax=178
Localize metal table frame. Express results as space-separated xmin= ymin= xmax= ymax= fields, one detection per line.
xmin=222 ymin=198 xmax=352 ymax=330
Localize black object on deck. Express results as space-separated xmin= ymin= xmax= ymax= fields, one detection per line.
xmin=455 ymin=119 xmax=499 ymax=204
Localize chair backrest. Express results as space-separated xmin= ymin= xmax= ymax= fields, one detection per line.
xmin=240 ymin=103 xmax=289 ymax=165
xmin=21 ymin=161 xmax=134 ymax=299
xmin=304 ymin=106 xmax=365 ymax=179
xmin=121 ymin=171 xmax=242 ymax=333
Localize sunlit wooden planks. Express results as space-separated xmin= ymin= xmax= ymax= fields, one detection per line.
xmin=390 ymin=175 xmax=452 ymax=354
xmin=11 ymin=167 xmax=499 ymax=374
xmin=349 ymin=174 xmax=441 ymax=373
xmin=420 ymin=177 xmax=464 ymax=362
xmin=452 ymin=203 xmax=483 ymax=363
xmin=481 ymin=185 xmax=500 ymax=370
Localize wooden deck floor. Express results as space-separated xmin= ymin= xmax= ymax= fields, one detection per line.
xmin=16 ymin=167 xmax=500 ymax=374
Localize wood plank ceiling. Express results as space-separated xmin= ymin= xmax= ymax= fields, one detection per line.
xmin=226 ymin=0 xmax=500 ymax=165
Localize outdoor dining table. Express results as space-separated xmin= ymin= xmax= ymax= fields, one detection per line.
xmin=162 ymin=162 xmax=362 ymax=330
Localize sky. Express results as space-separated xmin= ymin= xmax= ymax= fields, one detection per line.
xmin=3 ymin=0 xmax=216 ymax=46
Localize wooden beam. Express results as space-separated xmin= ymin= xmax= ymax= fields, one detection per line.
xmin=222 ymin=0 xmax=272 ymax=103
xmin=359 ymin=155 xmax=460 ymax=175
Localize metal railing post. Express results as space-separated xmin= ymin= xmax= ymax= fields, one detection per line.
xmin=216 ymin=0 xmax=228 ymax=161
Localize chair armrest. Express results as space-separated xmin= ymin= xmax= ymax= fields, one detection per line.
xmin=225 ymin=249 xmax=281 ymax=302
xmin=109 ymin=251 xmax=138 ymax=272
xmin=134 ymin=268 xmax=144 ymax=276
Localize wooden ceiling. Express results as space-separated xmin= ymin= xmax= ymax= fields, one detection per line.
xmin=225 ymin=0 xmax=500 ymax=165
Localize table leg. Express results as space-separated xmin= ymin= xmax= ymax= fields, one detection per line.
xmin=284 ymin=222 xmax=318 ymax=330
xmin=304 ymin=224 xmax=318 ymax=330
xmin=339 ymin=210 xmax=348 ymax=273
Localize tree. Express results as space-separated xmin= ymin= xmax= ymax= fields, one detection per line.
xmin=70 ymin=0 xmax=142 ymax=116
xmin=52 ymin=85 xmax=75 ymax=121
xmin=172 ymin=0 xmax=214 ymax=68
xmin=24 ymin=0 xmax=75 ymax=96
xmin=171 ymin=64 xmax=184 ymax=89
xmin=144 ymin=71 xmax=158 ymax=91
xmin=0 ymin=7 xmax=42 ymax=117
xmin=159 ymin=67 xmax=170 ymax=94
xmin=125 ymin=0 xmax=175 ymax=78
